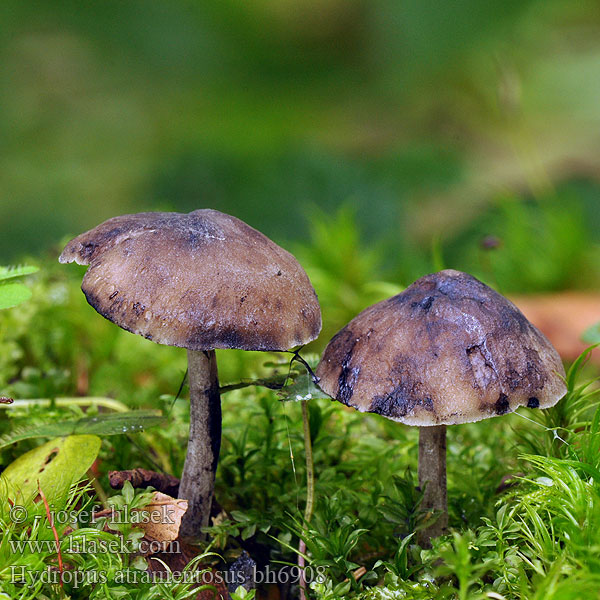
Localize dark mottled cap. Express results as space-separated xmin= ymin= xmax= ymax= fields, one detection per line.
xmin=59 ymin=209 xmax=322 ymax=351
xmin=316 ymin=270 xmax=566 ymax=426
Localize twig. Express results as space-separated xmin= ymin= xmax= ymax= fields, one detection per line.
xmin=219 ymin=374 xmax=291 ymax=394
xmin=108 ymin=468 xmax=180 ymax=497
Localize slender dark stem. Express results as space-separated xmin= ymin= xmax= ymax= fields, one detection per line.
xmin=219 ymin=374 xmax=289 ymax=394
xmin=301 ymin=401 xmax=315 ymax=524
xmin=298 ymin=400 xmax=314 ymax=600
xmin=179 ymin=349 xmax=221 ymax=539
xmin=417 ymin=425 xmax=448 ymax=546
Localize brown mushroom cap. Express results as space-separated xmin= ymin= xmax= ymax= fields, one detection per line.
xmin=59 ymin=209 xmax=322 ymax=351
xmin=316 ymin=269 xmax=566 ymax=426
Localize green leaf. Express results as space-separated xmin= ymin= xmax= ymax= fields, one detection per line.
xmin=122 ymin=480 xmax=134 ymax=505
xmin=231 ymin=510 xmax=251 ymax=523
xmin=1 ymin=435 xmax=101 ymax=509
xmin=333 ymin=581 xmax=352 ymax=596
xmin=277 ymin=373 xmax=330 ymax=402
xmin=0 ymin=283 xmax=32 ymax=310
xmin=0 ymin=265 xmax=39 ymax=282
xmin=242 ymin=523 xmax=256 ymax=539
xmin=0 ymin=410 xmax=165 ymax=449
xmin=566 ymin=345 xmax=599 ymax=391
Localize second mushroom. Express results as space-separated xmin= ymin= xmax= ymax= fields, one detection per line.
xmin=60 ymin=209 xmax=322 ymax=537
xmin=316 ymin=269 xmax=566 ymax=544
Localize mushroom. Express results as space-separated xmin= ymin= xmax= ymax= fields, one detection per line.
xmin=59 ymin=209 xmax=322 ymax=537
xmin=316 ymin=269 xmax=566 ymax=544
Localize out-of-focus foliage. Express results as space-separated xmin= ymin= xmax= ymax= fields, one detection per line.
xmin=0 ymin=266 xmax=38 ymax=310
xmin=445 ymin=193 xmax=600 ymax=293
xmin=1 ymin=0 xmax=600 ymax=288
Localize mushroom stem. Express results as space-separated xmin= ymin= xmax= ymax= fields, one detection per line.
xmin=179 ymin=349 xmax=221 ymax=539
xmin=418 ymin=425 xmax=448 ymax=546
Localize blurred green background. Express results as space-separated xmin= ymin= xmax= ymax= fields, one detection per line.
xmin=2 ymin=0 xmax=599 ymax=291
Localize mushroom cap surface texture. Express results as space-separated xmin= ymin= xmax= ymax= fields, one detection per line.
xmin=316 ymin=270 xmax=566 ymax=426
xmin=59 ymin=209 xmax=322 ymax=351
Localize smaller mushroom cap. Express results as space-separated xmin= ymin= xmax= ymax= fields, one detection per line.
xmin=316 ymin=270 xmax=566 ymax=426
xmin=59 ymin=209 xmax=321 ymax=351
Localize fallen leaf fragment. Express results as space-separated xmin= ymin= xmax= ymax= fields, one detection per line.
xmin=139 ymin=492 xmax=188 ymax=547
